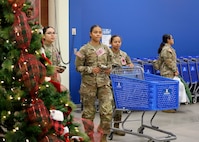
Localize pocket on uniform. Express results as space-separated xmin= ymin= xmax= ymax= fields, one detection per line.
xmin=79 ymin=83 xmax=88 ymax=95
xmin=79 ymin=83 xmax=96 ymax=97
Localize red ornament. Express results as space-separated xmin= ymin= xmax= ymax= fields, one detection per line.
xmin=35 ymin=21 xmax=39 ymax=25
xmin=13 ymin=25 xmax=21 ymax=35
xmin=8 ymin=0 xmax=25 ymax=8
xmin=12 ymin=3 xmax=18 ymax=13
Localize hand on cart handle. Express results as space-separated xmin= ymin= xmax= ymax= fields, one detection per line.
xmin=127 ymin=63 xmax=134 ymax=68
xmin=174 ymin=70 xmax=179 ymax=76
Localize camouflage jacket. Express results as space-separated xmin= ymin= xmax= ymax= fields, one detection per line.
xmin=43 ymin=44 xmax=61 ymax=66
xmin=75 ymin=43 xmax=113 ymax=87
xmin=112 ymin=49 xmax=132 ymax=67
xmin=153 ymin=44 xmax=178 ymax=78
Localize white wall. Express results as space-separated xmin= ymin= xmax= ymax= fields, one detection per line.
xmin=48 ymin=0 xmax=69 ymax=89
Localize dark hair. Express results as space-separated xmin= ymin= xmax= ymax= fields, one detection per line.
xmin=158 ymin=34 xmax=171 ymax=54
xmin=89 ymin=25 xmax=102 ymax=39
xmin=89 ymin=24 xmax=101 ymax=33
xmin=110 ymin=35 xmax=122 ymax=44
xmin=43 ymin=26 xmax=54 ymax=34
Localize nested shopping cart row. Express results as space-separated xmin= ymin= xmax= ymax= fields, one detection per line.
xmin=131 ymin=56 xmax=199 ymax=103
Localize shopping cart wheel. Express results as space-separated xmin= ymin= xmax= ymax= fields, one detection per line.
xmin=137 ymin=126 xmax=144 ymax=134
xmin=192 ymin=97 xmax=197 ymax=104
xmin=185 ymin=102 xmax=189 ymax=105
xmin=108 ymin=132 xmax=113 ymax=140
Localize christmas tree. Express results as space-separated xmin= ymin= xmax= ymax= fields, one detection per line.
xmin=0 ymin=0 xmax=88 ymax=141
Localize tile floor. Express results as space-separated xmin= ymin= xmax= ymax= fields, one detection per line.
xmin=74 ymin=103 xmax=199 ymax=142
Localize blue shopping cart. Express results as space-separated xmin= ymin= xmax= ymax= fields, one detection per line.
xmin=109 ymin=66 xmax=178 ymax=142
xmin=135 ymin=58 xmax=155 ymax=74
xmin=187 ymin=57 xmax=199 ymax=103
xmin=178 ymin=57 xmax=199 ymax=103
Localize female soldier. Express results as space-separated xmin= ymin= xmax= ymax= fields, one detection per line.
xmin=75 ymin=25 xmax=113 ymax=142
xmin=110 ymin=35 xmax=133 ymax=136
xmin=153 ymin=34 xmax=190 ymax=112
xmin=41 ymin=26 xmax=66 ymax=92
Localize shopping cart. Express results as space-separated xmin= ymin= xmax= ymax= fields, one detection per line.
xmin=109 ymin=66 xmax=179 ymax=142
xmin=186 ymin=57 xmax=199 ymax=103
xmin=132 ymin=58 xmax=155 ymax=74
xmin=178 ymin=57 xmax=199 ymax=103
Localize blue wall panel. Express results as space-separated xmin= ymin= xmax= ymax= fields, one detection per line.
xmin=69 ymin=0 xmax=199 ymax=104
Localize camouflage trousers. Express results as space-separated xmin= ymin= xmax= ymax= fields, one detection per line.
xmin=113 ymin=110 xmax=122 ymax=122
xmin=111 ymin=89 xmax=122 ymax=123
xmin=80 ymin=83 xmax=113 ymax=135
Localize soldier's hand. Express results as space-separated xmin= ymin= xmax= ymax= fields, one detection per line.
xmin=174 ymin=71 xmax=179 ymax=76
xmin=127 ymin=63 xmax=134 ymax=68
xmin=104 ymin=69 xmax=111 ymax=75
xmin=92 ymin=67 xmax=101 ymax=74
xmin=56 ymin=66 xmax=66 ymax=73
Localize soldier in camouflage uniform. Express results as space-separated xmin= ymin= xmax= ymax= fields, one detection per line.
xmin=153 ymin=34 xmax=178 ymax=79
xmin=42 ymin=26 xmax=61 ymax=67
xmin=75 ymin=25 xmax=113 ymax=142
xmin=41 ymin=26 xmax=67 ymax=92
xmin=153 ymin=34 xmax=189 ymax=112
xmin=110 ymin=35 xmax=133 ymax=136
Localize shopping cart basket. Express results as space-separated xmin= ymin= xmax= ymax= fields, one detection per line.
xmin=109 ymin=66 xmax=179 ymax=142
xmin=178 ymin=57 xmax=199 ymax=103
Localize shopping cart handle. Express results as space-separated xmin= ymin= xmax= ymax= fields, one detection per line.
xmin=183 ymin=58 xmax=188 ymax=62
xmin=191 ymin=58 xmax=197 ymax=61
xmin=112 ymin=64 xmax=121 ymax=68
xmin=137 ymin=59 xmax=143 ymax=64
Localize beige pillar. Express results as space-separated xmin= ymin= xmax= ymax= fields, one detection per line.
xmin=48 ymin=0 xmax=69 ymax=89
xmin=48 ymin=0 xmax=55 ymax=27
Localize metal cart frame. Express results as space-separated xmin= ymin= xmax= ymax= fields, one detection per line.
xmin=109 ymin=66 xmax=178 ymax=142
